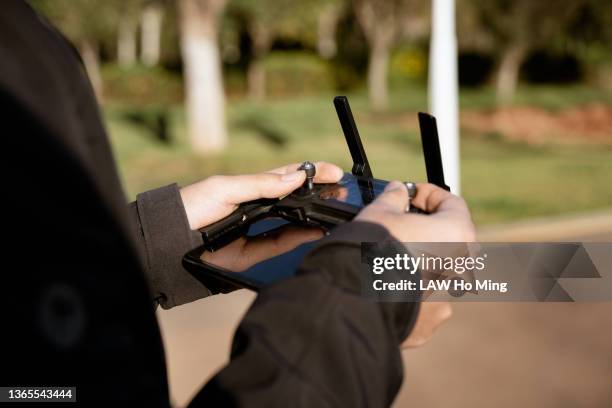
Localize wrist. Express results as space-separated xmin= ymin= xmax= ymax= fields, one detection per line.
xmin=179 ymin=184 xmax=200 ymax=230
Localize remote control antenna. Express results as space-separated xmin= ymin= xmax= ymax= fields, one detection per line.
xmin=418 ymin=112 xmax=451 ymax=191
xmin=333 ymin=96 xmax=373 ymax=178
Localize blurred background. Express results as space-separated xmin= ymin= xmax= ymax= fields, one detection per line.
xmin=30 ymin=0 xmax=612 ymax=406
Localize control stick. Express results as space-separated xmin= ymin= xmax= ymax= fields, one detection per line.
xmin=298 ymin=161 xmax=316 ymax=193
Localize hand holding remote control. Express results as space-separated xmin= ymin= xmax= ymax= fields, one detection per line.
xmin=356 ymin=181 xmax=475 ymax=243
xmin=180 ymin=161 xmax=343 ymax=231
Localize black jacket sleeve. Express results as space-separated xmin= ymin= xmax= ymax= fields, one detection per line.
xmin=190 ymin=221 xmax=420 ymax=407
xmin=1 ymin=1 xmax=210 ymax=311
xmin=129 ymin=184 xmax=210 ymax=309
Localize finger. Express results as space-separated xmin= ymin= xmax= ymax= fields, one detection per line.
xmin=410 ymin=183 xmax=457 ymax=213
xmin=267 ymin=161 xmax=344 ymax=184
xmin=368 ymin=181 xmax=409 ymax=214
xmin=412 ymin=183 xmax=470 ymax=220
xmin=236 ymin=227 xmax=324 ymax=270
xmin=408 ymin=183 xmax=473 ymax=240
xmin=221 ymin=171 xmax=306 ymax=204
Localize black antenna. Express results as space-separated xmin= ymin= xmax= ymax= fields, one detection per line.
xmin=333 ymin=96 xmax=373 ymax=178
xmin=418 ymin=112 xmax=450 ymax=191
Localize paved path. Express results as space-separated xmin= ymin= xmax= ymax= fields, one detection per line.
xmin=158 ymin=213 xmax=612 ymax=407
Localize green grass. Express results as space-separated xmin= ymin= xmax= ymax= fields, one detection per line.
xmin=105 ymin=85 xmax=612 ymax=227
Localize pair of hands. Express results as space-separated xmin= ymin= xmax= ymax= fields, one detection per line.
xmin=180 ymin=162 xmax=475 ymax=349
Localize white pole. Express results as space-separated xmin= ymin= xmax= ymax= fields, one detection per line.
xmin=429 ymin=0 xmax=460 ymax=194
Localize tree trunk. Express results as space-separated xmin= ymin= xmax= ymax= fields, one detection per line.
xmin=317 ymin=5 xmax=341 ymax=59
xmin=368 ymin=38 xmax=391 ymax=111
xmin=496 ymin=43 xmax=528 ymax=105
xmin=247 ymin=23 xmax=271 ymax=101
xmin=179 ymin=0 xmax=227 ymax=154
xmin=141 ymin=2 xmax=164 ymax=67
xmin=118 ymin=15 xmax=137 ymax=67
xmin=354 ymin=0 xmax=396 ymax=111
xmin=247 ymin=59 xmax=266 ymax=101
xmin=80 ymin=39 xmax=103 ymax=101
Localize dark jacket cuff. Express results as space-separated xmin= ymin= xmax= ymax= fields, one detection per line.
xmin=133 ymin=183 xmax=209 ymax=309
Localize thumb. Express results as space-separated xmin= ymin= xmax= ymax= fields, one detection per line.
xmin=370 ymin=181 xmax=409 ymax=213
xmin=222 ymin=170 xmax=306 ymax=204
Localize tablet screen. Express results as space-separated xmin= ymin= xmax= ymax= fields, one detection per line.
xmin=315 ymin=173 xmax=388 ymax=207
xmin=185 ymin=218 xmax=322 ymax=290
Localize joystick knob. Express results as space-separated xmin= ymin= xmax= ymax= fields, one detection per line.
xmin=298 ymin=161 xmax=316 ymax=192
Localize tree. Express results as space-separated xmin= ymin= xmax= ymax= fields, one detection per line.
xmin=179 ymin=0 xmax=228 ymax=153
xmin=118 ymin=1 xmax=145 ymax=67
xmin=118 ymin=15 xmax=138 ymax=67
xmin=228 ymin=0 xmax=326 ymax=101
xmin=565 ymin=0 xmax=612 ymax=86
xmin=228 ymin=0 xmax=287 ymax=101
xmin=317 ymin=0 xmax=344 ymax=59
xmin=467 ymin=0 xmax=586 ymax=104
xmin=353 ymin=0 xmax=425 ymax=110
xmin=243 ymin=6 xmax=273 ymax=101
xmin=117 ymin=0 xmax=166 ymax=68
xmin=141 ymin=0 xmax=166 ymax=66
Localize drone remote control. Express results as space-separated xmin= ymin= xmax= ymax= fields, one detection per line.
xmin=199 ymin=96 xmax=450 ymax=246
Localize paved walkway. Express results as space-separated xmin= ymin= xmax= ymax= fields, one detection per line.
xmin=477 ymin=208 xmax=612 ymax=242
xmin=158 ymin=211 xmax=612 ymax=407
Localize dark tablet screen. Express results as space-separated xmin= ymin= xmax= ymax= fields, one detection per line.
xmin=184 ymin=218 xmax=322 ymax=291
xmin=315 ymin=173 xmax=388 ymax=207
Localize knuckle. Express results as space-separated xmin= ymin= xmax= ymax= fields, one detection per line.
xmin=434 ymin=189 xmax=451 ymax=203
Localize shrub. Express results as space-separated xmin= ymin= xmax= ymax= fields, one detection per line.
xmin=102 ymin=65 xmax=183 ymax=106
xmin=263 ymin=51 xmax=334 ymax=96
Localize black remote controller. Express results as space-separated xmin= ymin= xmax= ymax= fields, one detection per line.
xmin=199 ymin=96 xmax=450 ymax=245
